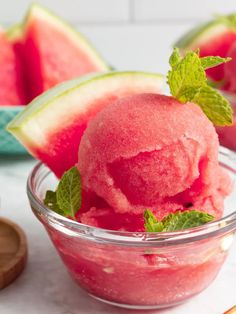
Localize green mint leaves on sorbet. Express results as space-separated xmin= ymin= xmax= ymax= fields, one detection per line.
xmin=144 ymin=209 xmax=214 ymax=232
xmin=44 ymin=190 xmax=63 ymax=215
xmin=144 ymin=210 xmax=164 ymax=232
xmin=200 ymin=56 xmax=231 ymax=70
xmin=167 ymin=48 xmax=233 ymax=126
xmin=44 ymin=167 xmax=82 ymax=218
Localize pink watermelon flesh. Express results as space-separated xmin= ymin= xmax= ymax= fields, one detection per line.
xmin=224 ymin=42 xmax=236 ymax=92
xmin=34 ymin=93 xmax=148 ymax=178
xmin=12 ymin=37 xmax=29 ymax=105
xmin=216 ymin=94 xmax=236 ymax=150
xmin=202 ymin=38 xmax=236 ymax=151
xmin=0 ymin=31 xmax=25 ymax=105
xmin=190 ymin=29 xmax=236 ymax=151
xmin=23 ymin=16 xmax=107 ymax=102
xmin=198 ymin=31 xmax=236 ymax=81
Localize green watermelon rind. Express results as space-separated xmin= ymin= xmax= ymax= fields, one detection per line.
xmin=6 ymin=23 xmax=23 ymax=42
xmin=8 ymin=72 xmax=102 ymax=126
xmin=7 ymin=71 xmax=164 ymax=146
xmin=175 ymin=16 xmax=236 ymax=50
xmin=22 ymin=3 xmax=110 ymax=71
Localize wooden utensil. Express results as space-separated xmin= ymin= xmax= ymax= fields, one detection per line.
xmin=224 ymin=306 xmax=236 ymax=314
xmin=0 ymin=217 xmax=27 ymax=289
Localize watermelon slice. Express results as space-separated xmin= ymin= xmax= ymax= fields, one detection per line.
xmin=7 ymin=71 xmax=164 ymax=177
xmin=175 ymin=15 xmax=236 ymax=82
xmin=224 ymin=41 xmax=236 ymax=92
xmin=0 ymin=28 xmax=25 ymax=105
xmin=17 ymin=4 xmax=110 ymax=102
xmin=7 ymin=24 xmax=28 ymax=105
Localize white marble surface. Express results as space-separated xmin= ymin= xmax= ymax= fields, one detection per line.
xmin=0 ymin=156 xmax=235 ymax=314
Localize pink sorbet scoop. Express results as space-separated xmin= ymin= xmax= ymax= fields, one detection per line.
xmin=78 ymin=93 xmax=231 ymax=219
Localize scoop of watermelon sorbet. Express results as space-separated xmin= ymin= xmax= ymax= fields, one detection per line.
xmin=78 ymin=94 xmax=231 ymax=221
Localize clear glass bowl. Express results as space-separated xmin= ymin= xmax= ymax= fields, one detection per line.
xmin=27 ymin=147 xmax=236 ymax=310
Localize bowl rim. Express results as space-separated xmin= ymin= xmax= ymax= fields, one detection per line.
xmin=27 ymin=147 xmax=236 ymax=247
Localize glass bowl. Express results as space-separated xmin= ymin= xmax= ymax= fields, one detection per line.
xmin=216 ymin=91 xmax=236 ymax=151
xmin=27 ymin=147 xmax=236 ymax=310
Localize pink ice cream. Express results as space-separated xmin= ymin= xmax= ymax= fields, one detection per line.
xmin=78 ymin=94 xmax=230 ymax=225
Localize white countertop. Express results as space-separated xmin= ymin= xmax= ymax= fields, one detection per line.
xmin=0 ymin=156 xmax=236 ymax=314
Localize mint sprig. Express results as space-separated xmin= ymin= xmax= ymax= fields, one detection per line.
xmin=43 ymin=166 xmax=82 ymax=218
xmin=44 ymin=190 xmax=63 ymax=215
xmin=168 ymin=49 xmax=206 ymax=99
xmin=144 ymin=209 xmax=214 ymax=232
xmin=191 ymin=85 xmax=233 ymax=126
xmin=167 ymin=48 xmax=233 ymax=126
xmin=200 ymin=56 xmax=231 ymax=70
xmin=144 ymin=210 xmax=164 ymax=232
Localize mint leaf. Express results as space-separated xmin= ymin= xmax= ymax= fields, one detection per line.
xmin=167 ymin=48 xmax=233 ymax=126
xmin=169 ymin=47 xmax=181 ymax=68
xmin=43 ymin=167 xmax=82 ymax=218
xmin=162 ymin=210 xmax=214 ymax=232
xmin=56 ymin=167 xmax=82 ymax=218
xmin=144 ymin=210 xmax=164 ymax=232
xmin=200 ymin=56 xmax=231 ymax=70
xmin=191 ymin=85 xmax=233 ymax=126
xmin=167 ymin=49 xmax=207 ymax=99
xmin=177 ymin=86 xmax=200 ymax=103
xmin=195 ymin=48 xmax=200 ymax=56
xmin=144 ymin=209 xmax=214 ymax=232
xmin=44 ymin=190 xmax=64 ymax=215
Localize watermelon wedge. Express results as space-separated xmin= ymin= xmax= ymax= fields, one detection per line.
xmin=175 ymin=15 xmax=236 ymax=82
xmin=7 ymin=71 xmax=164 ymax=177
xmin=0 ymin=28 xmax=25 ymax=105
xmin=224 ymin=42 xmax=236 ymax=92
xmin=18 ymin=4 xmax=110 ymax=102
xmin=7 ymin=24 xmax=28 ymax=105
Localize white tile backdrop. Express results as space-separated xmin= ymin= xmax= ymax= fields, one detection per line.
xmin=1 ymin=0 xmax=236 ymax=24
xmin=133 ymin=0 xmax=236 ymax=22
xmin=0 ymin=0 xmax=130 ymax=24
xmin=1 ymin=0 xmax=236 ymax=80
